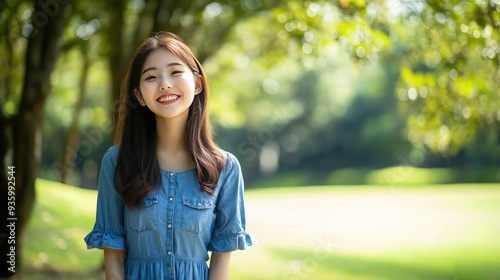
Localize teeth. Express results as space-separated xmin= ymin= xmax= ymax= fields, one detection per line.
xmin=158 ymin=95 xmax=179 ymax=102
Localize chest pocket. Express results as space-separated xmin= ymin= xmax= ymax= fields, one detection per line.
xmin=127 ymin=194 xmax=159 ymax=233
xmin=182 ymin=197 xmax=215 ymax=234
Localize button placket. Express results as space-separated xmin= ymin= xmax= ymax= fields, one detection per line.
xmin=166 ymin=172 xmax=176 ymax=260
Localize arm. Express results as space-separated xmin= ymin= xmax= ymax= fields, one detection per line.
xmin=104 ymin=247 xmax=125 ymax=280
xmin=208 ymin=252 xmax=231 ymax=280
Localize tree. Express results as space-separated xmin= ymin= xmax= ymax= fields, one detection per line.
xmin=60 ymin=42 xmax=92 ymax=184
xmin=396 ymin=0 xmax=500 ymax=155
xmin=0 ymin=0 xmax=72 ymax=274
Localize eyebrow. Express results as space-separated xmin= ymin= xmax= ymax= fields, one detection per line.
xmin=141 ymin=62 xmax=184 ymax=75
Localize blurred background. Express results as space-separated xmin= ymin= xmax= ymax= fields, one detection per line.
xmin=1 ymin=0 xmax=499 ymax=279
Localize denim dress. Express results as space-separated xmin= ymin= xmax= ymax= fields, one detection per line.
xmin=84 ymin=145 xmax=256 ymax=279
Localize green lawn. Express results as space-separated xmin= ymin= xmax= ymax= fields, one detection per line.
xmin=23 ymin=179 xmax=103 ymax=279
xmin=22 ymin=179 xmax=500 ymax=279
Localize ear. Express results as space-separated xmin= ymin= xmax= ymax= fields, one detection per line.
xmin=133 ymin=88 xmax=146 ymax=106
xmin=194 ymin=75 xmax=203 ymax=95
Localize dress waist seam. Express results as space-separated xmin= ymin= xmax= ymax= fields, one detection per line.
xmin=127 ymin=256 xmax=206 ymax=263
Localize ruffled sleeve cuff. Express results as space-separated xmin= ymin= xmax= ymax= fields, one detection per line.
xmin=208 ymin=232 xmax=257 ymax=253
xmin=84 ymin=229 xmax=126 ymax=251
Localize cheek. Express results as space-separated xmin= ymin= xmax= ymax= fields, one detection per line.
xmin=179 ymin=73 xmax=197 ymax=91
xmin=187 ymin=80 xmax=198 ymax=94
xmin=140 ymin=83 xmax=157 ymax=94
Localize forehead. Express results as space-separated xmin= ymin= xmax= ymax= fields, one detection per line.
xmin=142 ymin=48 xmax=187 ymax=71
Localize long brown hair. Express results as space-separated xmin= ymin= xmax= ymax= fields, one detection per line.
xmin=114 ymin=32 xmax=225 ymax=208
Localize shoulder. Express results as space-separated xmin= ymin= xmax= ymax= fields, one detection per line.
xmin=214 ymin=150 xmax=244 ymax=194
xmin=101 ymin=144 xmax=120 ymax=167
xmin=218 ymin=149 xmax=242 ymax=174
xmin=103 ymin=144 xmax=120 ymax=159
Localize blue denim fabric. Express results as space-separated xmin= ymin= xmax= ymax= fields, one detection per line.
xmin=84 ymin=145 xmax=256 ymax=279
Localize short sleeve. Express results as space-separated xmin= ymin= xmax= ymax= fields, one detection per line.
xmin=208 ymin=152 xmax=257 ymax=253
xmin=84 ymin=145 xmax=126 ymax=251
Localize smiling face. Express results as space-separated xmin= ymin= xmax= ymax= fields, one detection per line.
xmin=135 ymin=48 xmax=202 ymax=121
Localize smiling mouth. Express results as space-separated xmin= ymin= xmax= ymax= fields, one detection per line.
xmin=157 ymin=94 xmax=180 ymax=103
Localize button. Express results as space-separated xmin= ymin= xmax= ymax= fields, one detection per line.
xmin=167 ymin=224 xmax=172 ymax=228
xmin=169 ymin=197 xmax=173 ymax=202
xmin=167 ymin=251 xmax=172 ymax=255
xmin=198 ymin=203 xmax=201 ymax=206
xmin=169 ymin=172 xmax=174 ymax=177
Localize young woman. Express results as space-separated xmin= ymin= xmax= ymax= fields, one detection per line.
xmin=84 ymin=32 xmax=256 ymax=280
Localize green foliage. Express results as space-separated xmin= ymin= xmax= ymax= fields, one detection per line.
xmin=396 ymin=0 xmax=500 ymax=155
xmin=0 ymin=1 xmax=30 ymax=116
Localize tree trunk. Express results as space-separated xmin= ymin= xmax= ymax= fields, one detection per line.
xmin=60 ymin=44 xmax=91 ymax=184
xmin=107 ymin=0 xmax=127 ymax=136
xmin=11 ymin=0 xmax=71 ymax=273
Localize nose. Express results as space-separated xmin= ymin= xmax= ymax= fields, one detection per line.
xmin=159 ymin=77 xmax=172 ymax=91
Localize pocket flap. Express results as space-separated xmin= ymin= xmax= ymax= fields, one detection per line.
xmin=182 ymin=197 xmax=214 ymax=209
xmin=141 ymin=195 xmax=159 ymax=207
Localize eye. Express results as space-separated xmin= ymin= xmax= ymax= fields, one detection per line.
xmin=145 ymin=75 xmax=156 ymax=81
xmin=171 ymin=70 xmax=184 ymax=76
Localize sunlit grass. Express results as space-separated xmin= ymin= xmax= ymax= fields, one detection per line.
xmin=23 ymin=179 xmax=103 ymax=279
xmin=23 ymin=180 xmax=500 ymax=279
xmin=233 ymin=184 xmax=500 ymax=279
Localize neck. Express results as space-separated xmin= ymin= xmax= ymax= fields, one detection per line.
xmin=155 ymin=115 xmax=189 ymax=152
